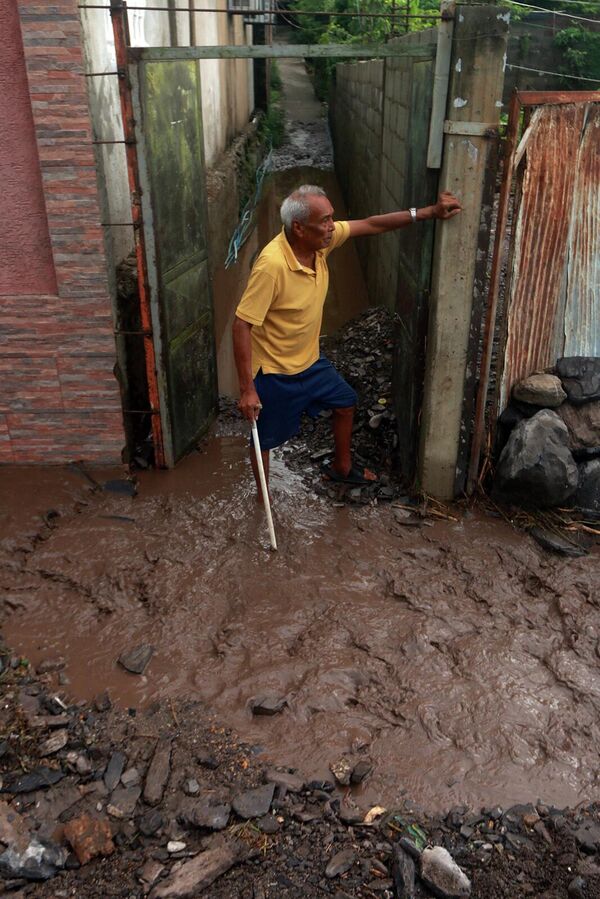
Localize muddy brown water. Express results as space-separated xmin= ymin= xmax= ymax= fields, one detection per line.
xmin=2 ymin=442 xmax=600 ymax=816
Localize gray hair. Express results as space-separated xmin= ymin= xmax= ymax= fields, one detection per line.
xmin=280 ymin=185 xmax=326 ymax=232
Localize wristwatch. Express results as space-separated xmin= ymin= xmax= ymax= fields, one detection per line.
xmin=409 ymin=207 xmax=418 ymax=224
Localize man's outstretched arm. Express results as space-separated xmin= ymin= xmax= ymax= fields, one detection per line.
xmin=348 ymin=191 xmax=462 ymax=238
xmin=232 ymin=315 xmax=262 ymax=422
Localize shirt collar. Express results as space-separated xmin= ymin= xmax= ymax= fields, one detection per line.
xmin=279 ymin=228 xmax=321 ymax=273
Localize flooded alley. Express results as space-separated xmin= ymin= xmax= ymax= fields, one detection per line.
xmin=2 ymin=431 xmax=600 ymax=819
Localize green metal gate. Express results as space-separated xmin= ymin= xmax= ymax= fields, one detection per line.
xmin=131 ymin=59 xmax=217 ymax=467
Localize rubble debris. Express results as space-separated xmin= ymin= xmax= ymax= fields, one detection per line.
xmin=325 ymin=848 xmax=356 ymax=878
xmin=148 ymin=841 xmax=247 ymax=899
xmin=143 ymin=738 xmax=172 ymax=806
xmin=231 ymin=783 xmax=275 ymax=819
xmin=420 ymin=845 xmax=471 ymax=897
xmin=63 ymin=814 xmax=114 ymax=865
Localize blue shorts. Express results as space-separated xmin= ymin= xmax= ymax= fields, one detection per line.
xmin=253 ymin=356 xmax=357 ymax=450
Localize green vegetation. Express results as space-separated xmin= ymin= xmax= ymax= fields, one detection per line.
xmin=554 ymin=25 xmax=600 ymax=87
xmin=285 ymin=0 xmax=440 ymax=100
xmin=259 ymin=62 xmax=285 ymax=148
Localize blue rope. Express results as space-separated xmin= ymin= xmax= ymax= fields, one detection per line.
xmin=225 ymin=148 xmax=273 ymax=269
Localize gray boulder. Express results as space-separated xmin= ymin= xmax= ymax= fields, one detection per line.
xmin=512 ymin=373 xmax=566 ymax=408
xmin=575 ymin=459 xmax=600 ymax=512
xmin=556 ymin=357 xmax=600 ymax=405
xmin=495 ymin=410 xmax=578 ymax=507
xmin=556 ymin=400 xmax=600 ymax=450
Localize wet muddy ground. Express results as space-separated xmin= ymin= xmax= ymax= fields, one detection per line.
xmin=2 ymin=432 xmax=600 ymax=818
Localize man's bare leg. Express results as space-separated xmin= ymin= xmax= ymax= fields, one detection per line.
xmin=331 ymin=406 xmax=376 ymax=480
xmin=250 ymin=444 xmax=270 ymax=503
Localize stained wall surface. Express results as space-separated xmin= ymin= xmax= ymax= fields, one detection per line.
xmin=0 ymin=0 xmax=125 ymax=464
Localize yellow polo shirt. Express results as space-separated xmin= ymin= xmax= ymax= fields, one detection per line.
xmin=236 ymin=221 xmax=350 ymax=377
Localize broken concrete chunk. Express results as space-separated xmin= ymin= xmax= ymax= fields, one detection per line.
xmin=143 ymin=739 xmax=172 ymax=807
xmin=512 ymin=373 xmax=566 ymax=408
xmin=118 ymin=643 xmax=154 ymax=675
xmin=178 ymin=797 xmax=231 ymax=831
xmin=265 ymin=768 xmax=305 ymax=793
xmin=149 ymin=841 xmax=246 ymax=898
xmin=325 ymin=848 xmax=355 ymax=878
xmin=232 ymin=783 xmax=275 ymax=820
xmin=420 ymin=846 xmax=471 ymax=898
xmin=104 ymin=751 xmax=127 ymax=792
xmin=330 ymin=757 xmax=353 ymax=787
xmin=107 ymin=785 xmax=141 ymax=819
xmin=0 ymin=837 xmax=67 ymax=882
xmin=38 ymin=729 xmax=68 ymax=757
xmin=63 ymin=814 xmax=114 ymax=866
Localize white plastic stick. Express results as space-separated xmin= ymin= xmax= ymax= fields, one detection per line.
xmin=251 ymin=421 xmax=277 ymax=551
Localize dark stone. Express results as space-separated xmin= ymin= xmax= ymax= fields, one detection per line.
xmin=257 ymin=815 xmax=281 ymax=834
xmin=178 ymin=797 xmax=231 ymax=831
xmin=103 ymin=479 xmax=137 ymax=496
xmin=399 ymin=837 xmax=422 ymax=860
xmin=568 ymin=875 xmax=586 ymax=899
xmin=574 ymin=822 xmax=600 ymax=854
xmin=307 ymin=780 xmax=334 ymax=793
xmin=104 ymin=751 xmax=127 ymax=792
xmin=338 ymin=802 xmax=364 ymax=825
xmin=495 ymin=410 xmax=578 ymax=507
xmin=265 ymin=769 xmax=305 ymax=793
xmin=197 ymin=750 xmax=219 ymax=770
xmin=391 ymin=844 xmax=416 ymax=898
xmin=250 ymin=695 xmax=287 ymax=716
xmin=573 ymin=446 xmax=600 ymax=462
xmin=232 ymin=784 xmax=275 ymax=820
xmin=530 ymin=527 xmax=588 ymax=557
xmin=325 ymin=848 xmax=355 ymax=878
xmin=575 ymin=459 xmax=600 ymax=512
xmin=556 ymin=357 xmax=600 ymax=405
xmin=350 ymin=760 xmax=372 ymax=785
xmin=118 ymin=644 xmax=153 ymax=675
xmin=139 ymin=809 xmax=164 ymax=837
xmin=94 ymin=691 xmax=112 ymax=713
xmin=1 ymin=768 xmax=64 ymax=794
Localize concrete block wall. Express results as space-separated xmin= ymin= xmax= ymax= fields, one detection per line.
xmin=0 ymin=1 xmax=124 ymax=463
xmin=332 ymin=29 xmax=438 ymax=311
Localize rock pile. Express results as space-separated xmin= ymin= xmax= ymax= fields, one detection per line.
xmin=1 ymin=644 xmax=600 ymax=896
xmin=495 ymin=358 xmax=600 ymax=513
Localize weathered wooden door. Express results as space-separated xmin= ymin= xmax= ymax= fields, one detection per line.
xmin=132 ymin=60 xmax=217 ymax=466
xmin=391 ymin=55 xmax=439 ymax=482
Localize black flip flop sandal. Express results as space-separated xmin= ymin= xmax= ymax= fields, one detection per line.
xmin=322 ymin=464 xmax=377 ymax=487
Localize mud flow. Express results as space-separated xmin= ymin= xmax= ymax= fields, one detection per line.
xmin=1 ymin=443 xmax=599 ymax=816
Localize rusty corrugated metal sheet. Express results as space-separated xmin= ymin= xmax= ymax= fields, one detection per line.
xmin=499 ymin=103 xmax=588 ymax=409
xmin=564 ymin=104 xmax=600 ymax=356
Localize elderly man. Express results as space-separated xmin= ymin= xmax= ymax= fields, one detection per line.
xmin=233 ymin=185 xmax=461 ymax=494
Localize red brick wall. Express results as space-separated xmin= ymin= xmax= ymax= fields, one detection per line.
xmin=0 ymin=1 xmax=56 ymax=295
xmin=0 ymin=1 xmax=125 ymax=464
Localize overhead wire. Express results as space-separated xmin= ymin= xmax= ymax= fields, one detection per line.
xmin=506 ymin=62 xmax=600 ymax=81
xmin=503 ymin=0 xmax=600 ymax=24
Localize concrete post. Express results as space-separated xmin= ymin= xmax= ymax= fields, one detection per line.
xmin=418 ymin=3 xmax=509 ymax=500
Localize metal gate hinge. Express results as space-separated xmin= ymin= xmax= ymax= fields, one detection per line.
xmin=443 ymin=120 xmax=498 ymax=138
